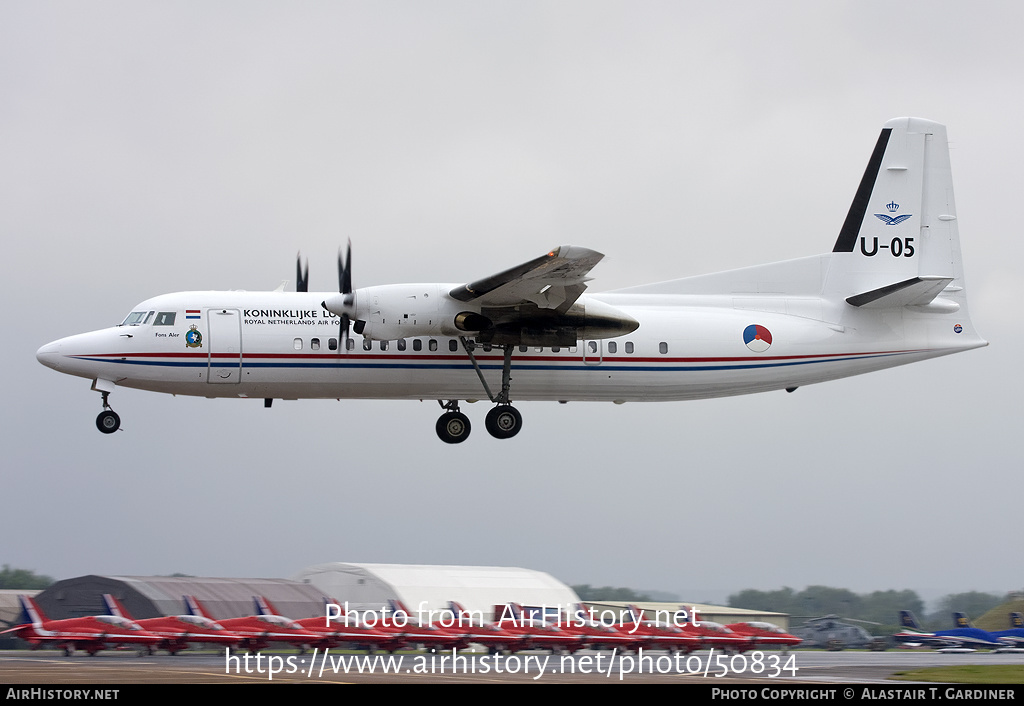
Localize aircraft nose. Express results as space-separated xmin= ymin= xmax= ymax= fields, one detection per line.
xmin=36 ymin=340 xmax=61 ymax=370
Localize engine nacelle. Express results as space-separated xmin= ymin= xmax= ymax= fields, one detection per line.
xmin=323 ymin=283 xmax=460 ymax=340
xmin=324 ymin=285 xmax=638 ymax=344
xmin=472 ymin=297 xmax=639 ymax=345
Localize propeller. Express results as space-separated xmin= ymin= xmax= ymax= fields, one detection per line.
xmin=296 ymin=253 xmax=309 ymax=293
xmin=337 ymin=241 xmax=353 ymax=351
xmin=320 ymin=241 xmax=363 ymax=352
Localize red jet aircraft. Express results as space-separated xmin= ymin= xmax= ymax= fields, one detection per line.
xmin=622 ymin=605 xmax=702 ymax=654
xmin=254 ymin=596 xmax=397 ymax=652
xmin=725 ymin=621 xmax=802 ymax=651
xmin=675 ymin=607 xmax=755 ymax=652
xmin=495 ymin=603 xmax=585 ymax=654
xmin=1 ymin=595 xmax=162 ymax=656
xmin=445 ymin=600 xmax=530 ymax=654
xmin=385 ymin=599 xmax=470 ymax=651
xmin=101 ymin=594 xmax=242 ymax=655
xmin=184 ymin=595 xmax=322 ymax=653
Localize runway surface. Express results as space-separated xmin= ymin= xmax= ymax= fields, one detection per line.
xmin=3 ymin=648 xmax=1022 ymax=684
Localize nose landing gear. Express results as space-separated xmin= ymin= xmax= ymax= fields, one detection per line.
xmin=95 ymin=391 xmax=121 ymax=434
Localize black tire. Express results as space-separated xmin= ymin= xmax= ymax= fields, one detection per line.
xmin=96 ymin=410 xmax=120 ymax=434
xmin=485 ymin=405 xmax=522 ymax=439
xmin=436 ymin=412 xmax=471 ymax=443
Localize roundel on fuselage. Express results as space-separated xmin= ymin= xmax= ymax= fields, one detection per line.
xmin=743 ymin=324 xmax=772 ymax=352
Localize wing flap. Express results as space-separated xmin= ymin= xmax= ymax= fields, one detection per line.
xmin=449 ymin=246 xmax=603 ymax=311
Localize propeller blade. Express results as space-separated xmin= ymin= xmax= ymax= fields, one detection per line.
xmin=339 ymin=240 xmax=352 ymax=294
xmin=336 ymin=241 xmax=353 ymax=353
xmin=296 ymin=253 xmax=309 ymax=293
xmin=342 ymin=247 xmax=350 ymax=295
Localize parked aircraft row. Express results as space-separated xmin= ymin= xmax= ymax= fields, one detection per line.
xmin=2 ymin=595 xmax=800 ymax=656
xmin=893 ymin=611 xmax=1024 ymax=652
xmin=36 ymin=118 xmax=986 ymax=442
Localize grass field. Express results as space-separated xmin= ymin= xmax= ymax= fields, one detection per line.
xmin=891 ymin=665 xmax=1024 ymax=684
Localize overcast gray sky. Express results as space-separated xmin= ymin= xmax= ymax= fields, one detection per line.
xmin=2 ymin=1 xmax=1020 ymax=606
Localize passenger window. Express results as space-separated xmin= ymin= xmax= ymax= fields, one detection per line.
xmin=449 ymin=340 xmax=458 ymax=352
xmin=293 ymin=338 xmax=303 ymax=350
xmin=413 ymin=339 xmax=423 ymax=352
xmin=311 ymin=338 xmax=321 ymax=351
xmin=660 ymin=342 xmax=668 ymax=354
xmin=380 ymin=340 xmax=388 ymax=351
xmin=518 ymin=345 xmax=528 ymax=353
xmin=625 ymin=342 xmax=634 ymax=354
xmin=608 ymin=341 xmax=617 ymax=354
xmin=551 ymin=346 xmax=560 ymax=353
xmin=328 ymin=338 xmax=338 ymax=351
xmin=346 ymin=337 xmax=355 ymax=351
xmin=363 ymin=339 xmax=372 ymax=351
xmin=154 ymin=312 xmax=176 ymax=326
xmin=568 ymin=346 xmax=577 ymax=353
xmin=397 ymin=339 xmax=406 ymax=351
xmin=429 ymin=339 xmax=438 ymax=352
xmin=482 ymin=343 xmax=492 ymax=352
xmin=588 ymin=341 xmax=598 ymax=353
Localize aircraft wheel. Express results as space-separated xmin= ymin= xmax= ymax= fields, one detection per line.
xmin=96 ymin=410 xmax=120 ymax=434
xmin=436 ymin=412 xmax=471 ymax=444
xmin=485 ymin=405 xmax=522 ymax=439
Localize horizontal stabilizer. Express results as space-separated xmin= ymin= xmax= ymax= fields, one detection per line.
xmin=846 ymin=276 xmax=953 ymax=308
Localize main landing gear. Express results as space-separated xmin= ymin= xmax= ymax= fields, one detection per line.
xmin=432 ymin=338 xmax=524 ymax=443
xmin=95 ymin=391 xmax=120 ymax=434
xmin=484 ymin=405 xmax=522 ymax=440
xmin=436 ymin=401 xmax=471 ymax=444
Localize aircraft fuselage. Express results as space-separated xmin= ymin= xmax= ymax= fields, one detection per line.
xmin=37 ymin=288 xmax=979 ymax=404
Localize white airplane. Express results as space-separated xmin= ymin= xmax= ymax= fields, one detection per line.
xmin=37 ymin=118 xmax=986 ymax=443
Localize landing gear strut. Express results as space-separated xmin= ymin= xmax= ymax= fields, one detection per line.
xmin=432 ymin=339 xmax=526 ymax=442
xmin=95 ymin=391 xmax=120 ymax=434
xmin=460 ymin=337 xmax=523 ymax=440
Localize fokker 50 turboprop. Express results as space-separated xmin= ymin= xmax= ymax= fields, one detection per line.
xmin=37 ymin=118 xmax=986 ymax=442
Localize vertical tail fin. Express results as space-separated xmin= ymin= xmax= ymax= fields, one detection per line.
xmin=388 ymin=598 xmax=416 ymax=621
xmin=626 ymin=604 xmax=644 ymax=622
xmin=101 ymin=594 xmax=131 ymax=620
xmin=898 ymin=610 xmax=921 ymax=629
xmin=826 ymin=118 xmax=977 ymax=323
xmin=17 ymin=596 xmax=46 ymax=627
xmin=253 ymin=596 xmax=279 ymax=616
xmin=183 ymin=595 xmax=214 ymax=619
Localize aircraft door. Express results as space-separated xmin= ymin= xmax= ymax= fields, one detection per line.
xmin=207 ymin=308 xmax=242 ymax=383
xmin=583 ymin=339 xmax=603 ymax=365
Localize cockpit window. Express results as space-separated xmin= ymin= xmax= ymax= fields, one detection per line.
xmin=153 ymin=312 xmax=176 ymax=326
xmin=120 ymin=311 xmax=154 ymax=326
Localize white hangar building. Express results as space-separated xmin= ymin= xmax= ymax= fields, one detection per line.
xmin=294 ymin=563 xmax=579 ymax=620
